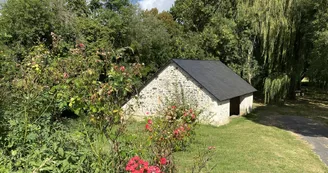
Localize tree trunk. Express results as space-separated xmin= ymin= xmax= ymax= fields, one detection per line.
xmin=289 ymin=74 xmax=297 ymax=100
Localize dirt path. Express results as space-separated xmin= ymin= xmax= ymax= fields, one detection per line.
xmin=260 ymin=115 xmax=328 ymax=166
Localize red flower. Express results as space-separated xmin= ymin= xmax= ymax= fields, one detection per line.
xmin=191 ymin=114 xmax=196 ymax=119
xmin=78 ymin=43 xmax=85 ymax=48
xmin=147 ymin=119 xmax=152 ymax=124
xmin=160 ymin=157 xmax=167 ymax=165
xmin=120 ymin=66 xmax=125 ymax=72
xmin=126 ymin=156 xmax=149 ymax=173
xmin=174 ymin=129 xmax=179 ymax=136
xmin=145 ymin=124 xmax=152 ymax=132
xmin=171 ymin=105 xmax=176 ymax=109
xmin=147 ymin=166 xmax=161 ymax=173
xmin=146 ymin=111 xmax=150 ymax=115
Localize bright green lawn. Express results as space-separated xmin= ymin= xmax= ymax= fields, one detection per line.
xmin=173 ymin=117 xmax=328 ymax=173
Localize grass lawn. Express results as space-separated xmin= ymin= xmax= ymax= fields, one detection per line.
xmin=126 ymin=87 xmax=328 ymax=172
xmin=173 ymin=117 xmax=328 ymax=173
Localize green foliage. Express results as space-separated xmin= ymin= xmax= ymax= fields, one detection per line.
xmin=144 ymin=104 xmax=200 ymax=172
xmin=307 ymin=1 xmax=328 ymax=88
xmin=0 ymin=0 xmax=74 ymax=51
xmin=0 ymin=38 xmax=145 ymax=171
xmin=264 ymin=74 xmax=290 ymax=104
xmin=1 ymin=0 xmax=328 ymax=172
xmin=171 ymin=0 xmax=328 ymax=102
xmin=0 ymin=1 xmax=175 ymax=172
xmin=171 ymin=0 xmax=261 ymax=86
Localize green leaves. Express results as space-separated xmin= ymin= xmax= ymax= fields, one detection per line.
xmin=58 ymin=147 xmax=64 ymax=157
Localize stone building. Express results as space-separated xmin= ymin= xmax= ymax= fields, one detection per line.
xmin=123 ymin=59 xmax=256 ymax=126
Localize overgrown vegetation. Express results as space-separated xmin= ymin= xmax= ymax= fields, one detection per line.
xmin=0 ymin=0 xmax=328 ymax=172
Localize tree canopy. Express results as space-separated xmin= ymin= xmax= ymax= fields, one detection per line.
xmin=1 ymin=0 xmax=328 ymax=103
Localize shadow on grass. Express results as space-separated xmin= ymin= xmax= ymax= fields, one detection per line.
xmin=245 ymin=89 xmax=328 ymax=138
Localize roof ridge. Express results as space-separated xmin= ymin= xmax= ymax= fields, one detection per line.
xmin=172 ymin=59 xmax=256 ymax=101
xmin=172 ymin=59 xmax=222 ymax=62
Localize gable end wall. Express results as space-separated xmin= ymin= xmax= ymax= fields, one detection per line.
xmin=123 ymin=63 xmax=230 ymax=126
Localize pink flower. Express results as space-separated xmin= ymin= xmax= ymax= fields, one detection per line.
xmin=63 ymin=72 xmax=69 ymax=79
xmin=78 ymin=43 xmax=85 ymax=48
xmin=171 ymin=105 xmax=176 ymax=109
xmin=145 ymin=124 xmax=152 ymax=132
xmin=126 ymin=156 xmax=149 ymax=173
xmin=146 ymin=111 xmax=150 ymax=115
xmin=147 ymin=166 xmax=161 ymax=173
xmin=191 ymin=114 xmax=196 ymax=119
xmin=160 ymin=157 xmax=167 ymax=165
xmin=147 ymin=119 xmax=152 ymax=124
xmin=120 ymin=66 xmax=125 ymax=72
xmin=174 ymin=129 xmax=179 ymax=136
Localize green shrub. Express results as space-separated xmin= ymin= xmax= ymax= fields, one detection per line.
xmin=0 ymin=40 xmax=146 ymax=172
xmin=125 ymin=104 xmax=200 ymax=172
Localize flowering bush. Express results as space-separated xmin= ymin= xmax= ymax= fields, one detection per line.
xmin=0 ymin=40 xmax=147 ymax=172
xmin=125 ymin=156 xmax=163 ymax=173
xmin=141 ymin=104 xmax=201 ymax=172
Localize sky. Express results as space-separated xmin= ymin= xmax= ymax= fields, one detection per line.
xmin=138 ymin=0 xmax=175 ymax=12
xmin=0 ymin=0 xmax=6 ymax=10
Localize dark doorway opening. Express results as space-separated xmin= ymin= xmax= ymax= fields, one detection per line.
xmin=230 ymin=96 xmax=240 ymax=116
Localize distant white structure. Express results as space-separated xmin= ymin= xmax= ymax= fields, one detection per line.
xmin=123 ymin=59 xmax=256 ymax=126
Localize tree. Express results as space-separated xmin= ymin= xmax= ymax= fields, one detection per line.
xmin=171 ymin=0 xmax=260 ymax=85
xmin=171 ymin=0 xmax=325 ymax=103
xmin=307 ymin=0 xmax=328 ymax=89
xmin=0 ymin=0 xmax=76 ymax=58
xmin=128 ymin=9 xmax=175 ymax=67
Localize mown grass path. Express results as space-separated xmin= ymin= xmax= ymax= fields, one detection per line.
xmin=267 ymin=115 xmax=328 ymax=166
xmin=174 ymin=117 xmax=328 ymax=173
xmin=252 ymin=88 xmax=328 ymax=166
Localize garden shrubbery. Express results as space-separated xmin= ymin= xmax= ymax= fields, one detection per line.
xmin=0 ymin=41 xmax=145 ymax=172
xmin=0 ymin=38 xmax=206 ymax=172
xmin=124 ymin=104 xmax=200 ymax=173
xmin=0 ymin=1 xmax=213 ymax=172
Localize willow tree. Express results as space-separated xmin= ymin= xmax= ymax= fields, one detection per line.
xmin=238 ymin=0 xmax=316 ymax=103
xmin=170 ymin=0 xmax=322 ymax=103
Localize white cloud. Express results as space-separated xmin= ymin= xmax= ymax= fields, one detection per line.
xmin=139 ymin=0 xmax=175 ymax=12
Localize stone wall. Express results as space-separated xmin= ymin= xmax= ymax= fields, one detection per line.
xmin=239 ymin=93 xmax=253 ymax=115
xmin=122 ymin=63 xmax=230 ymax=125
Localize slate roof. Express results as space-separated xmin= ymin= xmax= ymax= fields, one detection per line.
xmin=172 ymin=59 xmax=257 ymax=101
